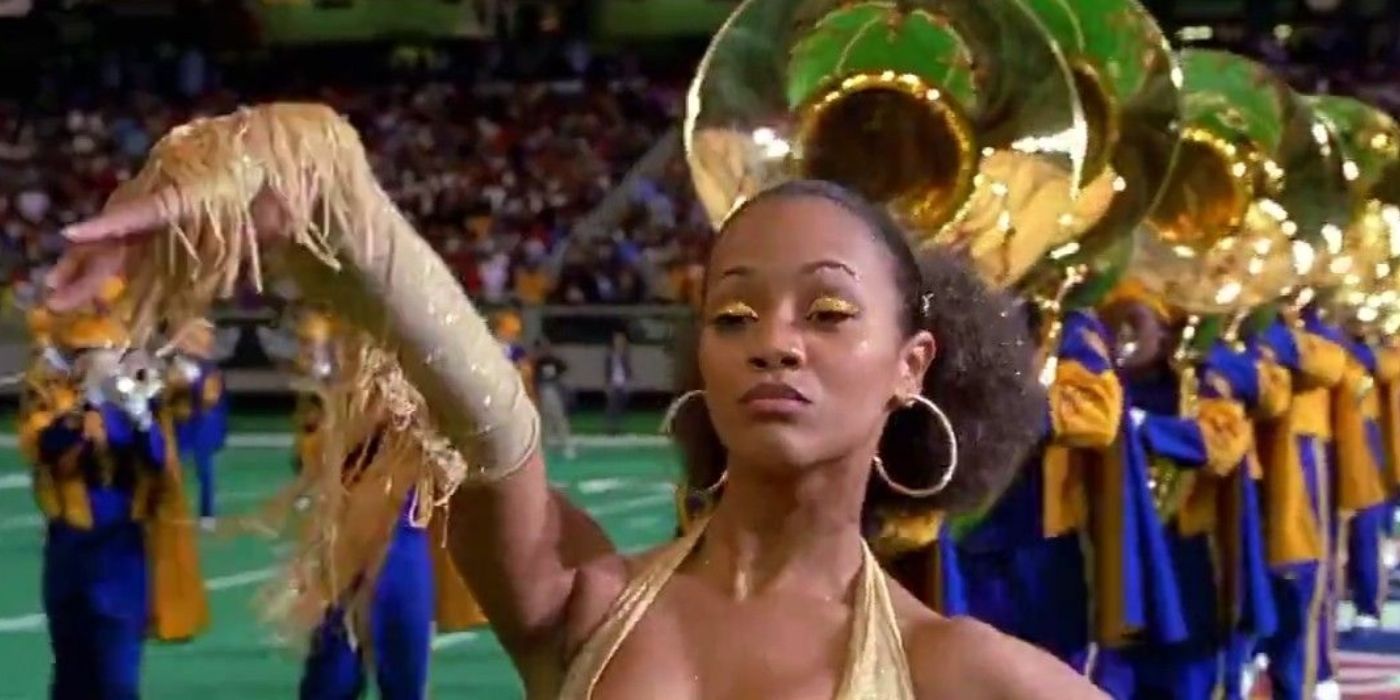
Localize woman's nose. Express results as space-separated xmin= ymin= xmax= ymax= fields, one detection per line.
xmin=747 ymin=319 xmax=805 ymax=371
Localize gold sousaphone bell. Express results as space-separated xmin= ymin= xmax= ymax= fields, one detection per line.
xmin=1131 ymin=50 xmax=1350 ymax=517
xmin=1014 ymin=0 xmax=1180 ymax=294
xmin=1307 ymin=96 xmax=1400 ymax=335
xmin=686 ymin=0 xmax=1100 ymax=292
xmin=1015 ymin=0 xmax=1180 ymax=381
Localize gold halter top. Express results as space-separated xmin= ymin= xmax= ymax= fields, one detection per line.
xmin=557 ymin=520 xmax=916 ymax=699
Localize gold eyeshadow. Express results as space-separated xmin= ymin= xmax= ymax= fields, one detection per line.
xmin=808 ymin=296 xmax=860 ymax=317
xmin=711 ymin=301 xmax=759 ymax=322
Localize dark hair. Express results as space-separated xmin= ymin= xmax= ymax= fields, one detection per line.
xmin=670 ymin=180 xmax=1045 ymax=515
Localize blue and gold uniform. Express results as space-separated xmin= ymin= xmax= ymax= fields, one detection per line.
xmin=1297 ymin=308 xmax=1387 ymax=684
xmin=1249 ymin=310 xmax=1356 ymax=697
xmin=290 ymin=335 xmax=486 ymax=700
xmin=296 ymin=439 xmax=486 ymax=699
xmin=298 ymin=432 xmax=466 ymax=700
xmin=1095 ymin=282 xmax=1259 ymax=699
xmin=24 ymin=301 xmax=208 ymax=699
xmin=166 ymin=322 xmax=229 ymax=522
xmin=960 ymin=309 xmax=1184 ymax=698
xmin=1339 ymin=336 xmax=1392 ymax=629
xmin=1123 ymin=358 xmax=1254 ymax=698
xmin=1376 ymin=341 xmax=1400 ymax=531
xmin=1196 ymin=339 xmax=1284 ymax=699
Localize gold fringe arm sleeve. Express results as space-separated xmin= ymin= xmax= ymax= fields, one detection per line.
xmin=99 ymin=103 xmax=543 ymax=649
xmin=110 ymin=103 xmax=538 ymax=488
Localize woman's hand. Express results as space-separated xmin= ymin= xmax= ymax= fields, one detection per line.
xmin=45 ymin=196 xmax=161 ymax=313
xmin=46 ymin=187 xmax=291 ymax=313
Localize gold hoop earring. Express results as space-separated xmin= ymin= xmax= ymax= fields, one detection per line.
xmin=661 ymin=389 xmax=727 ymax=496
xmin=697 ymin=469 xmax=728 ymax=497
xmin=660 ymin=389 xmax=705 ymax=436
xmin=875 ymin=394 xmax=959 ymax=498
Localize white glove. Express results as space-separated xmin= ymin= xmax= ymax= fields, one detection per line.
xmin=1129 ymin=407 xmax=1148 ymax=429
xmin=105 ymin=375 xmax=155 ymax=431
xmin=173 ymin=356 xmax=202 ymax=384
xmin=121 ymin=395 xmax=156 ymax=432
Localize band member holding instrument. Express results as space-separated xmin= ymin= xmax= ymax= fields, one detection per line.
xmin=26 ymin=281 xmax=207 ymax=699
xmin=1104 ymin=291 xmax=1254 ymax=699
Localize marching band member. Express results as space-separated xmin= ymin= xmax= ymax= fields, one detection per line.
xmin=244 ymin=322 xmax=486 ymax=700
xmin=1103 ymin=289 xmax=1255 ymax=699
xmin=294 ymin=419 xmax=484 ymax=700
xmin=1339 ymin=330 xmax=1393 ymax=634
xmin=1195 ymin=324 xmax=1286 ymax=699
xmin=24 ymin=287 xmax=207 ymax=700
xmin=1297 ymin=304 xmax=1387 ymax=689
xmin=1375 ymin=332 xmax=1400 ymax=562
xmin=959 ymin=291 xmax=1185 ymax=698
xmin=165 ymin=319 xmax=229 ymax=529
xmin=1246 ymin=306 xmax=1350 ymax=699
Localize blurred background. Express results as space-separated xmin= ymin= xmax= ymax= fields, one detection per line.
xmin=3 ymin=0 xmax=1400 ymax=405
xmin=2 ymin=0 xmax=1400 ymax=697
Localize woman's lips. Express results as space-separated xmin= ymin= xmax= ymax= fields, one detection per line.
xmin=740 ymin=381 xmax=810 ymax=416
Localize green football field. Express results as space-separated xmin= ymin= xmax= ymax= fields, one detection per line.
xmin=0 ymin=412 xmax=679 ymax=700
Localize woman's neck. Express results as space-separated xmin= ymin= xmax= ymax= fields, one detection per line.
xmin=693 ymin=452 xmax=870 ymax=602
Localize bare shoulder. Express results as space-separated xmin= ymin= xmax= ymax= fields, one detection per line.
xmin=905 ymin=617 xmax=1109 ymax=700
xmin=561 ymin=544 xmax=672 ymax=659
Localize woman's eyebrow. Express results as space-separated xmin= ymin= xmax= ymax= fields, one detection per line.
xmin=715 ymin=259 xmax=858 ymax=281
xmin=716 ymin=265 xmax=753 ymax=280
xmin=801 ymin=260 xmax=858 ymax=280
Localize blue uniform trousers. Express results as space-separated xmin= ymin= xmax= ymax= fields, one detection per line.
xmin=45 ymin=522 xmax=148 ymax=700
xmin=300 ymin=523 xmax=433 ymax=700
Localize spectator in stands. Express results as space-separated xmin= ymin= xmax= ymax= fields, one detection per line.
xmin=478 ymin=246 xmax=512 ymax=304
xmin=603 ymin=330 xmax=633 ymax=435
xmin=513 ymin=244 xmax=554 ymax=305
xmin=533 ymin=338 xmax=576 ymax=459
xmin=0 ymin=43 xmax=681 ymax=305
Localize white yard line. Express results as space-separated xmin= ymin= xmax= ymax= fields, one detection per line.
xmin=0 ymin=614 xmax=44 ymax=633
xmin=589 ymin=492 xmax=671 ymax=517
xmin=431 ymin=631 xmax=480 ymax=651
xmin=0 ymin=461 xmax=675 ymax=638
xmin=0 ymin=513 xmax=41 ymax=532
xmin=0 ymin=565 xmax=279 ymax=634
xmin=205 ymin=567 xmax=278 ymax=591
xmin=0 ymin=432 xmax=670 ymax=451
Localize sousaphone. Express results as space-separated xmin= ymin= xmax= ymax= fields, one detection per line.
xmin=1017 ymin=0 xmax=1181 ymax=378
xmin=1307 ymin=96 xmax=1400 ymax=336
xmin=685 ymin=0 xmax=1094 ymax=296
xmin=1128 ymin=49 xmax=1349 ymax=517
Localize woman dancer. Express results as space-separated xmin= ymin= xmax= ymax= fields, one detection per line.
xmin=46 ymin=104 xmax=1105 ymax=699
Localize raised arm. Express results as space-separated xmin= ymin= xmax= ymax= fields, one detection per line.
xmin=46 ymin=103 xmax=612 ymax=671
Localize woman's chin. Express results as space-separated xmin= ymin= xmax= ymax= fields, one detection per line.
xmin=725 ymin=425 xmax=820 ymax=473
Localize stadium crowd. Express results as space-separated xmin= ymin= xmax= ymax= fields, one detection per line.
xmin=0 ymin=43 xmax=711 ymax=311
xmin=7 ymin=30 xmax=1398 ymax=314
